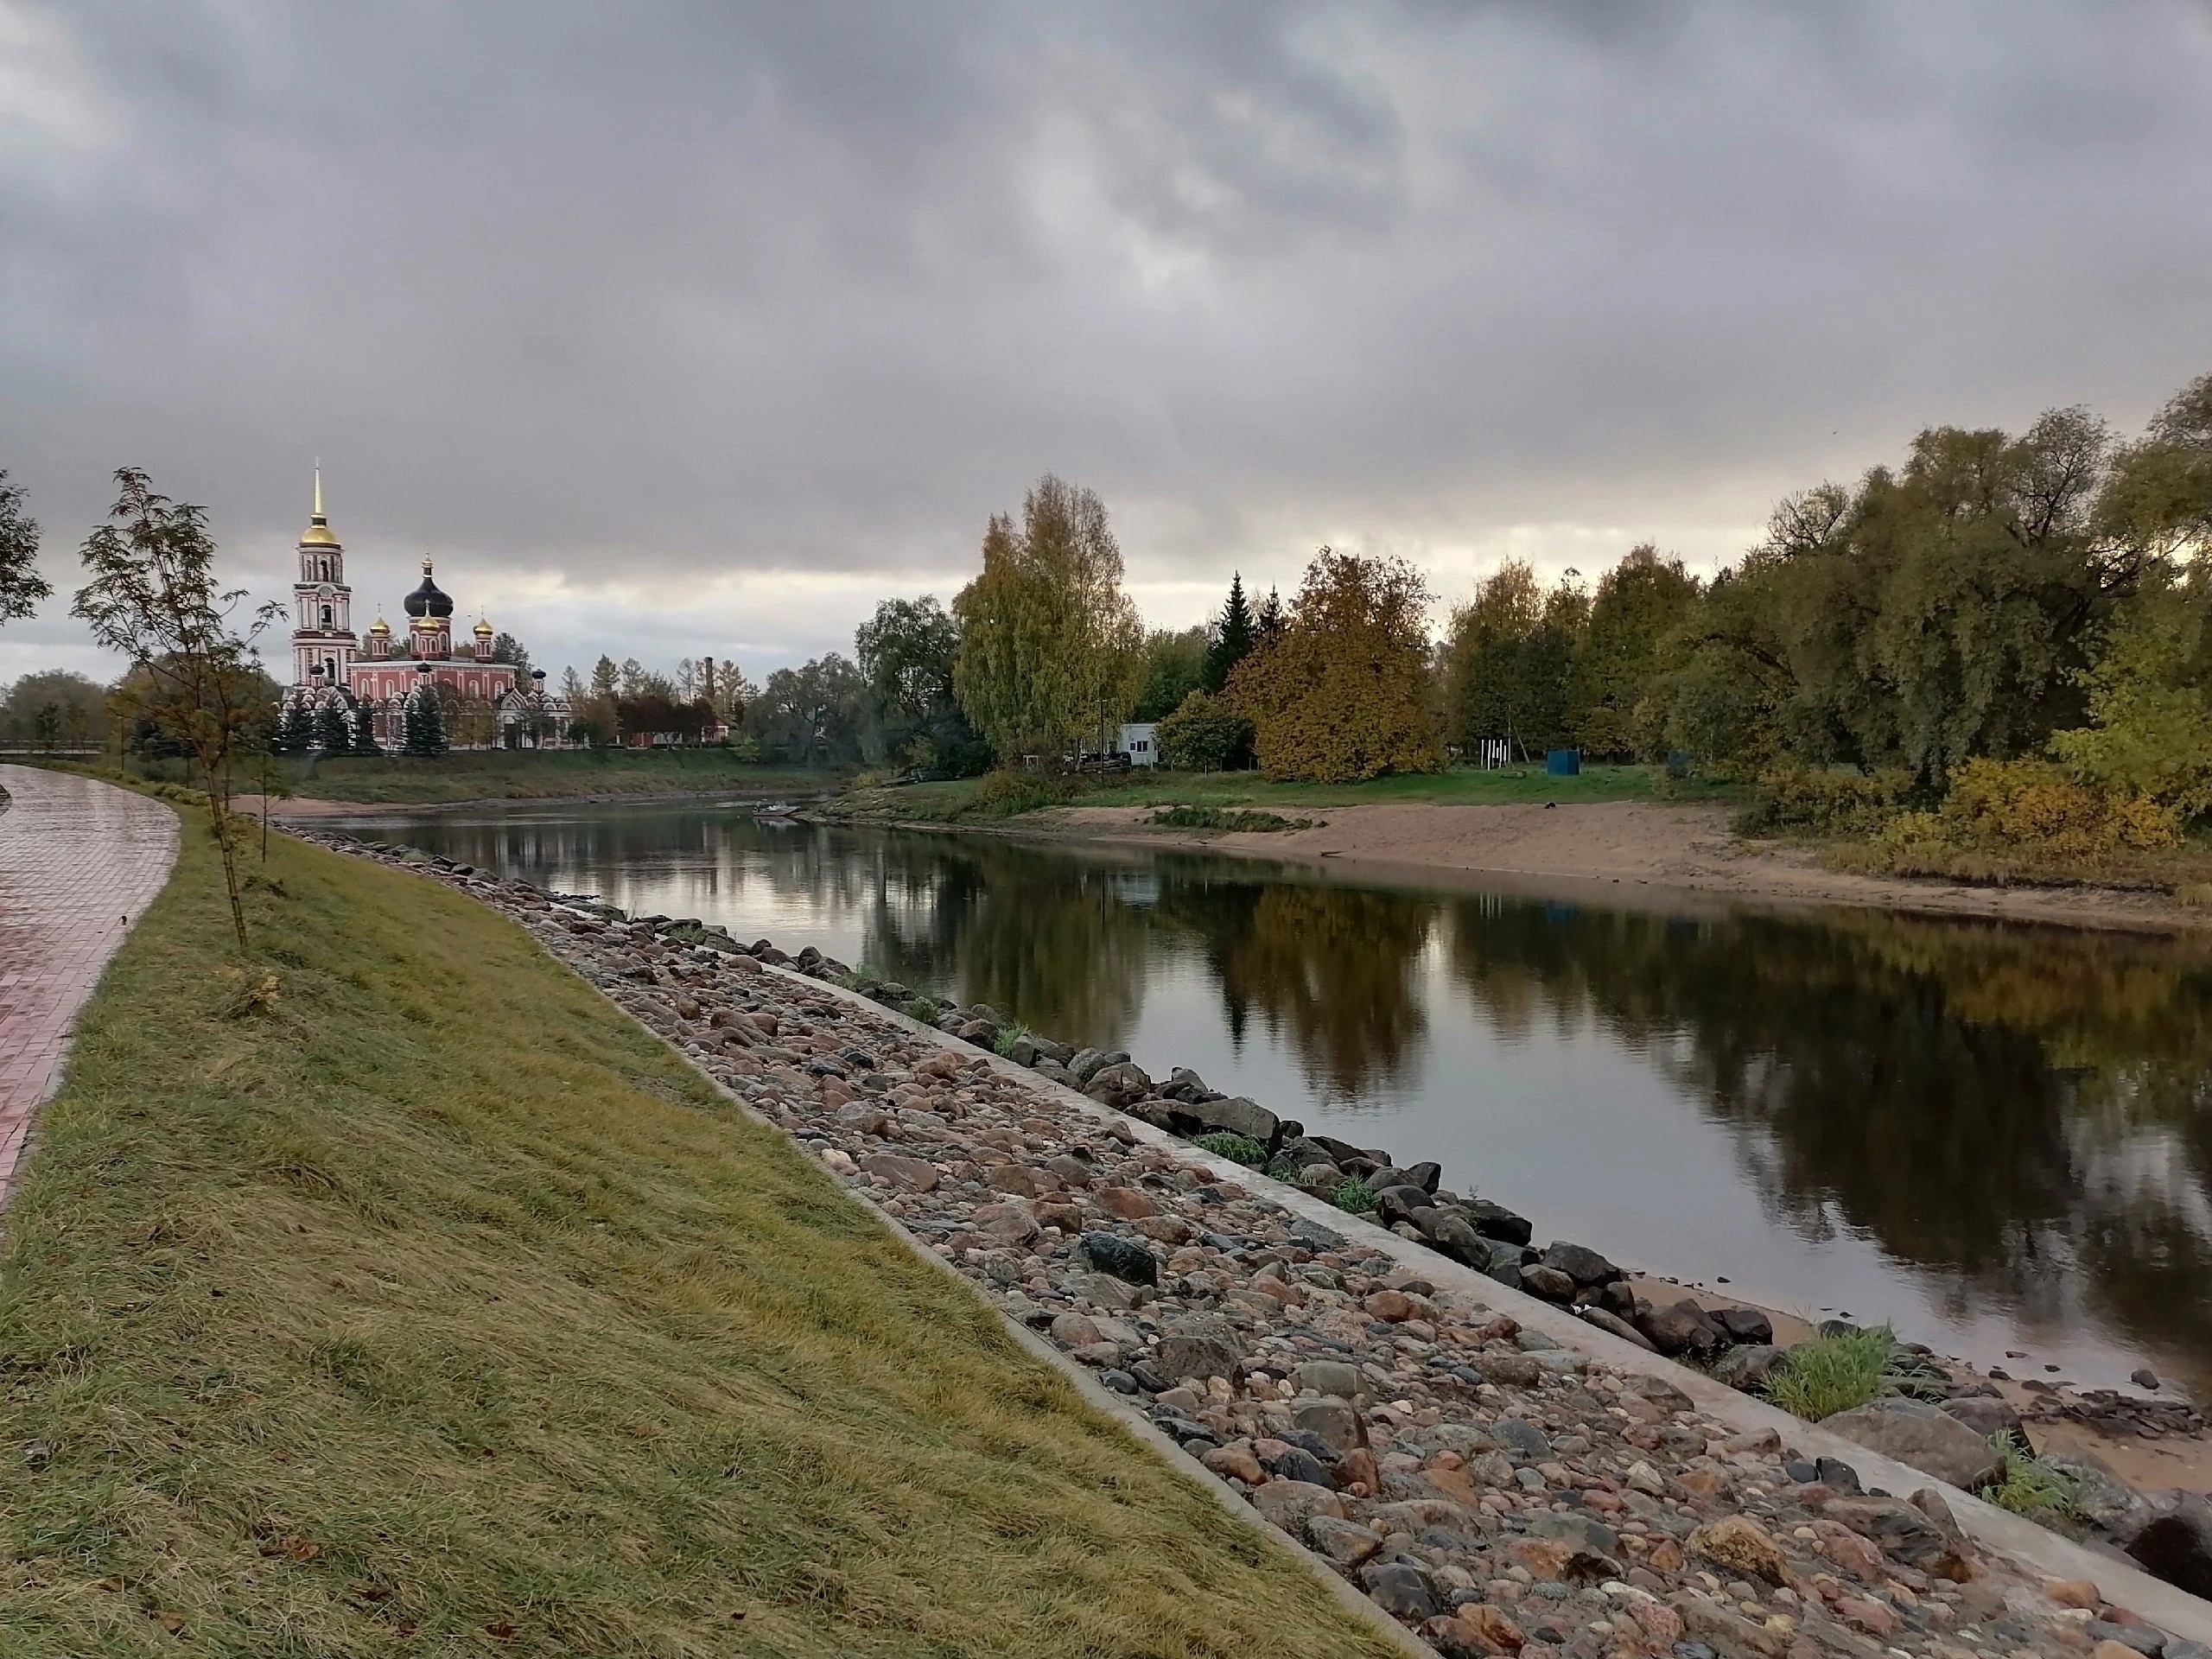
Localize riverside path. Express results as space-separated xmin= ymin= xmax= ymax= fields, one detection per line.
xmin=0 ymin=765 xmax=179 ymax=1202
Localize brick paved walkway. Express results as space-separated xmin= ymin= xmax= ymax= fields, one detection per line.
xmin=0 ymin=765 xmax=180 ymax=1203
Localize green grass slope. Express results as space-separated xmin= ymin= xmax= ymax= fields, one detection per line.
xmin=0 ymin=810 xmax=1391 ymax=1657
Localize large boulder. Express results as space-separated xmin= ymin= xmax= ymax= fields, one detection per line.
xmin=1421 ymin=1213 xmax=1492 ymax=1269
xmin=1291 ymin=1395 xmax=1366 ymax=1453
xmin=2049 ymin=1454 xmax=2155 ymax=1541
xmin=1519 ymin=1264 xmax=1578 ymax=1303
xmin=1637 ymin=1299 xmax=1727 ymax=1357
xmin=1713 ymin=1344 xmax=1787 ymax=1392
xmin=1814 ymin=1493 xmax=1979 ymax=1580
xmin=2126 ymin=1494 xmax=2212 ymax=1595
xmin=1466 ymin=1198 xmax=1533 ymax=1246
xmin=1084 ymin=1061 xmax=1153 ymax=1106
xmin=1939 ymin=1395 xmax=2024 ymax=1441
xmin=1079 ymin=1231 xmax=1159 ymax=1286
xmin=1713 ymin=1306 xmax=1775 ymax=1345
xmin=1154 ymin=1316 xmax=1243 ymax=1382
xmin=1372 ymin=1184 xmax=1433 ymax=1228
xmin=1580 ymin=1307 xmax=1657 ymax=1351
xmin=1819 ymin=1398 xmax=2004 ymax=1491
xmin=1308 ymin=1134 xmax=1388 ymax=1175
xmin=1541 ymin=1240 xmax=1619 ymax=1287
xmin=1176 ymin=1094 xmax=1280 ymax=1150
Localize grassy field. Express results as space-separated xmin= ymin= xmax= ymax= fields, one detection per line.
xmin=251 ymin=747 xmax=843 ymax=805
xmin=0 ymin=807 xmax=1395 ymax=1656
xmin=836 ymin=762 xmax=1738 ymax=824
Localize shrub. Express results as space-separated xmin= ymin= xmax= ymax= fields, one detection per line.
xmin=1149 ymin=805 xmax=1315 ymax=832
xmin=1192 ymin=1132 xmax=1268 ymax=1167
xmin=1329 ymin=1178 xmax=1376 ymax=1215
xmin=959 ymin=770 xmax=1076 ymax=819
xmin=1762 ymin=1325 xmax=1907 ymax=1421
xmin=1878 ymin=758 xmax=2181 ymax=860
xmin=1980 ymin=1436 xmax=2082 ymax=1525
xmin=1738 ymin=766 xmax=1913 ymax=837
xmin=1156 ymin=690 xmax=1255 ymax=772
xmin=991 ymin=1023 xmax=1033 ymax=1058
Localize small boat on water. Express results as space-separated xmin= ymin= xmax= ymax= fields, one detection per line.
xmin=752 ymin=801 xmax=801 ymax=820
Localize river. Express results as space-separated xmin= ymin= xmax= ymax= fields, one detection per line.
xmin=333 ymin=796 xmax=2212 ymax=1397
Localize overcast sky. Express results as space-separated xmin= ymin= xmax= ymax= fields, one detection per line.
xmin=4 ymin=0 xmax=2210 ymax=687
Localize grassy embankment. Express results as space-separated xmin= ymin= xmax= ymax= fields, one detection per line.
xmin=0 ymin=805 xmax=1394 ymax=1656
xmin=230 ymin=747 xmax=842 ymax=806
xmin=834 ymin=762 xmax=1739 ymax=826
xmin=1827 ymin=832 xmax=2212 ymax=895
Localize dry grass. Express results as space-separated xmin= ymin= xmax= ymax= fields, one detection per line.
xmin=0 ymin=809 xmax=1395 ymax=1657
xmin=1829 ymin=835 xmax=2212 ymax=893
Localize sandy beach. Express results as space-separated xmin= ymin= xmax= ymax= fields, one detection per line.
xmin=1033 ymin=801 xmax=2209 ymax=934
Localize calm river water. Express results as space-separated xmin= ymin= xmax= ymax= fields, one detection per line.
xmin=339 ymin=798 xmax=2212 ymax=1395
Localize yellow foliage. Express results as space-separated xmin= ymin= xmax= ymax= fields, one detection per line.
xmin=1878 ymin=758 xmax=2182 ymax=858
xmin=1225 ymin=549 xmax=1445 ymax=783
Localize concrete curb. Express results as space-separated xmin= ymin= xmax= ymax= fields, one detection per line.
xmin=777 ymin=965 xmax=2212 ymax=1647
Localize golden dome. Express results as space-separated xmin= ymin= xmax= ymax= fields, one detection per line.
xmin=474 ymin=617 xmax=494 ymax=638
xmin=369 ymin=615 xmax=391 ymax=636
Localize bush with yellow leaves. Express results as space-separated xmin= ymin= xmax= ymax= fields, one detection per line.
xmin=1877 ymin=758 xmax=2181 ymax=860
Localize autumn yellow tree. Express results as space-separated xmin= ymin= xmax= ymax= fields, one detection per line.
xmin=1225 ymin=549 xmax=1444 ymax=781
xmin=952 ymin=475 xmax=1141 ymax=762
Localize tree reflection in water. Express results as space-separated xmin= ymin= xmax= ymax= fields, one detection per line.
xmin=1442 ymin=896 xmax=2212 ymax=1379
xmin=350 ymin=802 xmax=2212 ymax=1383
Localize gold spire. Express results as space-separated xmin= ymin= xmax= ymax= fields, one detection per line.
xmin=474 ymin=616 xmax=494 ymax=639
xmin=300 ymin=461 xmax=339 ymax=546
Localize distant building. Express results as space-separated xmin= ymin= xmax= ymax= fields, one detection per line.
xmin=1118 ymin=721 xmax=1160 ymax=766
xmin=285 ymin=471 xmax=569 ymax=747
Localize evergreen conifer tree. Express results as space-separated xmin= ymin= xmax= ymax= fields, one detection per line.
xmin=312 ymin=699 xmax=351 ymax=752
xmin=1255 ymin=586 xmax=1287 ymax=644
xmin=350 ymin=700 xmax=381 ymax=753
xmin=1202 ymin=572 xmax=1256 ymax=693
xmin=402 ymin=683 xmax=448 ymax=756
xmin=277 ymin=698 xmax=314 ymax=754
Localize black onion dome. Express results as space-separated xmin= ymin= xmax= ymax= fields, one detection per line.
xmin=403 ymin=558 xmax=454 ymax=620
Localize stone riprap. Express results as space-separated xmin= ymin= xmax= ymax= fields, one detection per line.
xmin=308 ymin=833 xmax=2209 ymax=1659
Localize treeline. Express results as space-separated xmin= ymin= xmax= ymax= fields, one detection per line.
xmin=547 ymin=362 xmax=2212 ymax=802
xmin=7 ymin=365 xmax=2209 ymax=824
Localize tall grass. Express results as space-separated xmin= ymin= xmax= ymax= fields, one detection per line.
xmin=1763 ymin=1326 xmax=1910 ymax=1421
xmin=0 ymin=805 xmax=1395 ymax=1657
xmin=1982 ymin=1436 xmax=2083 ymax=1524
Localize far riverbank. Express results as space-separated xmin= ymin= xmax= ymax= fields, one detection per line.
xmin=870 ymin=799 xmax=2212 ymax=937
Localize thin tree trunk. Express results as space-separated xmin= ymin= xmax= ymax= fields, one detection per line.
xmin=194 ymin=739 xmax=249 ymax=953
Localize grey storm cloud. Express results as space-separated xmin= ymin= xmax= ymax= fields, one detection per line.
xmin=3 ymin=0 xmax=2211 ymax=678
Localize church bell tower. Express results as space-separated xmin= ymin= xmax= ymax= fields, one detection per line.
xmin=290 ymin=467 xmax=359 ymax=689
